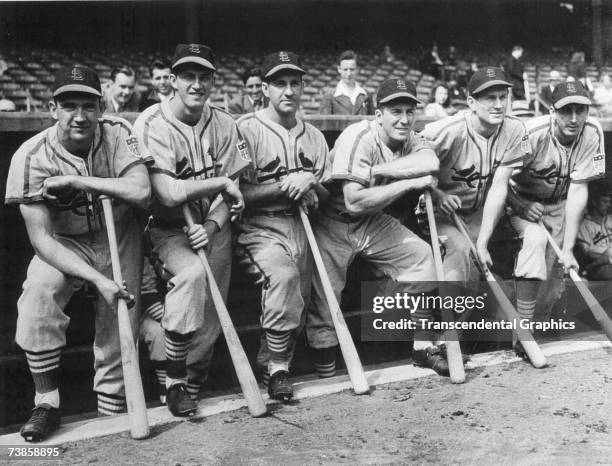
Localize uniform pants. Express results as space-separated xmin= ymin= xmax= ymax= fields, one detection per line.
xmin=308 ymin=211 xmax=437 ymax=349
xmin=16 ymin=217 xmax=143 ymax=398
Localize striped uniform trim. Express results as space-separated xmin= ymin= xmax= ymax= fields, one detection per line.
xmin=164 ymin=332 xmax=192 ymax=361
xmin=186 ymin=381 xmax=200 ymax=400
xmin=314 ymin=361 xmax=336 ymax=378
xmin=261 ymin=369 xmax=271 ymax=388
xmin=96 ymin=392 xmax=127 ymax=416
xmin=25 ymin=349 xmax=61 ymax=374
xmin=152 ymin=361 xmax=167 ymax=393
xmin=265 ymin=330 xmax=293 ymax=355
xmin=145 ymin=300 xmax=164 ymax=322
xmin=516 ymin=298 xmax=537 ymax=319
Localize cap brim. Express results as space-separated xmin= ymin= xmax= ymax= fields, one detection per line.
xmin=264 ymin=64 xmax=306 ymax=78
xmin=53 ymin=84 xmax=102 ymax=97
xmin=554 ymin=95 xmax=592 ymax=109
xmin=378 ymin=91 xmax=423 ymax=105
xmin=470 ymin=79 xmax=512 ymax=95
xmin=172 ymin=57 xmax=216 ymax=71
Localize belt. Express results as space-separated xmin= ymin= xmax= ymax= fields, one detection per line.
xmin=321 ymin=205 xmax=361 ymax=223
xmin=148 ymin=217 xmax=186 ymax=229
xmin=517 ymin=192 xmax=565 ymax=206
xmin=244 ymin=208 xmax=298 ymax=218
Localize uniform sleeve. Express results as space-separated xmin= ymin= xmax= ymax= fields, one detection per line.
xmin=4 ymin=141 xmax=55 ymax=205
xmin=419 ymin=122 xmax=454 ymax=166
xmin=331 ymin=126 xmax=374 ymax=186
xmin=211 ymin=111 xmax=252 ymax=181
xmin=499 ymin=119 xmax=531 ymax=168
xmin=133 ymin=114 xmax=177 ymax=178
xmin=110 ymin=119 xmax=154 ymax=178
xmin=571 ymin=120 xmax=606 ymax=183
xmin=312 ymin=130 xmax=331 ymax=183
xmin=237 ymin=117 xmax=259 ymax=184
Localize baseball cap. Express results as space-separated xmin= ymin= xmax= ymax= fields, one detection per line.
xmin=468 ymin=67 xmax=511 ymax=96
xmin=53 ymin=65 xmax=102 ymax=98
xmin=551 ymin=80 xmax=591 ymax=109
xmin=171 ymin=43 xmax=216 ymax=72
xmin=376 ymin=78 xmax=422 ymax=105
xmin=262 ymin=51 xmax=306 ymax=79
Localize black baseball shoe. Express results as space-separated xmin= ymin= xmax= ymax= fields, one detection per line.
xmin=20 ymin=404 xmax=61 ymax=442
xmin=167 ymin=384 xmax=197 ymax=417
xmin=268 ymin=370 xmax=293 ymax=402
xmin=412 ymin=345 xmax=450 ymax=376
xmin=513 ymin=341 xmax=529 ymax=361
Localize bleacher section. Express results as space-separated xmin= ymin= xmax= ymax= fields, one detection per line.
xmin=2 ymin=47 xmax=607 ymax=114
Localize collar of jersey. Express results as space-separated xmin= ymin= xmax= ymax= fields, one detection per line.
xmin=50 ymin=120 xmax=99 ymax=163
xmin=254 ymin=108 xmax=304 ymax=137
xmin=465 ymin=110 xmax=503 ymax=142
xmin=369 ymin=119 xmax=410 ymax=158
xmin=160 ymin=99 xmax=210 ymax=132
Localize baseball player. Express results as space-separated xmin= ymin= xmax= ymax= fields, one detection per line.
xmin=235 ymin=51 xmax=330 ymax=401
xmin=133 ymin=43 xmax=250 ymax=417
xmin=319 ymin=50 xmax=374 ymax=115
xmin=576 ymin=189 xmax=612 ymax=280
xmin=478 ymin=81 xmax=605 ymax=340
xmin=308 ymin=78 xmax=449 ymax=376
xmin=420 ymin=67 xmax=531 ymax=289
xmin=4 ymin=65 xmax=152 ymax=441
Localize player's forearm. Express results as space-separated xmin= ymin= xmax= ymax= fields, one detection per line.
xmin=477 ymin=181 xmax=508 ymax=247
xmin=344 ymin=179 xmax=416 ymax=215
xmin=370 ymin=150 xmax=439 ymax=181
xmin=152 ymin=174 xmax=232 ymax=208
xmin=563 ymin=183 xmax=589 ymax=252
xmin=206 ymin=199 xmax=230 ymax=230
xmin=72 ymin=173 xmax=151 ymax=208
xmin=241 ymin=181 xmax=285 ymax=207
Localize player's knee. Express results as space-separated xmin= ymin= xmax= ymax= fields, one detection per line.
xmin=523 ymin=228 xmax=548 ymax=251
xmin=267 ymin=261 xmax=300 ymax=290
xmin=173 ymin=260 xmax=206 ymax=288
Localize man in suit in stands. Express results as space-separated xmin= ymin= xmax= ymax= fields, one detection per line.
xmin=140 ymin=58 xmax=174 ymax=111
xmin=102 ymin=65 xmax=141 ymax=113
xmin=228 ymin=67 xmax=268 ymax=115
xmin=504 ymin=45 xmax=530 ymax=103
xmin=319 ymin=50 xmax=374 ymax=115
xmin=538 ymin=70 xmax=562 ymax=114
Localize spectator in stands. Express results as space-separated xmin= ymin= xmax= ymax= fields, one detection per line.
xmin=319 ymin=50 xmax=374 ymax=115
xmin=139 ymin=59 xmax=173 ymax=111
xmin=0 ymin=96 xmax=16 ymax=111
xmin=424 ymin=82 xmax=456 ymax=119
xmin=568 ymin=51 xmax=594 ymax=95
xmin=420 ymin=43 xmax=444 ymax=80
xmin=576 ymin=189 xmax=612 ymax=280
xmin=446 ymin=45 xmax=458 ymax=67
xmin=538 ymin=69 xmax=562 ymax=112
xmin=593 ymin=73 xmax=612 ymax=116
xmin=102 ymin=65 xmax=141 ymax=112
xmin=383 ymin=45 xmax=395 ymax=64
xmin=504 ymin=45 xmax=530 ymax=102
xmin=227 ymin=66 xmax=268 ymax=115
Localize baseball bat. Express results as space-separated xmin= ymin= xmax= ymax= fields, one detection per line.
xmin=100 ymin=196 xmax=150 ymax=440
xmin=298 ymin=206 xmax=370 ymax=395
xmin=182 ymin=205 xmax=267 ymax=417
xmin=424 ymin=192 xmax=466 ymax=383
xmin=538 ymin=220 xmax=612 ymax=343
xmin=451 ymin=212 xmax=548 ymax=368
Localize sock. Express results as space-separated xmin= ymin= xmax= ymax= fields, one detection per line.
xmin=142 ymin=292 xmax=164 ymax=322
xmin=34 ymin=389 xmax=60 ymax=409
xmin=165 ymin=330 xmax=192 ymax=387
xmin=152 ymin=360 xmax=167 ymax=396
xmin=97 ymin=392 xmax=126 ymax=416
xmin=25 ymin=349 xmax=61 ymax=396
xmin=186 ymin=380 xmax=200 ymax=400
xmin=410 ymin=290 xmax=437 ymax=347
xmin=312 ymin=346 xmax=337 ymax=378
xmin=515 ymin=279 xmax=540 ymax=345
xmin=266 ymin=330 xmax=293 ymax=376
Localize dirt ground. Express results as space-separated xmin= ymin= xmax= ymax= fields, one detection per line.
xmin=42 ymin=349 xmax=612 ymax=465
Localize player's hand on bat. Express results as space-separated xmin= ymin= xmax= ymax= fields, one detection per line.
xmin=299 ymin=189 xmax=319 ymax=213
xmin=476 ymin=240 xmax=493 ymax=268
xmin=221 ymin=179 xmax=244 ymax=216
xmin=42 ymin=175 xmax=77 ymax=203
xmin=280 ymin=172 xmax=317 ymax=200
xmin=183 ymin=223 xmax=209 ymax=250
xmin=561 ymin=249 xmax=579 ymax=273
xmin=521 ymin=201 xmax=545 ymax=222
xmin=433 ymin=190 xmax=462 ymax=216
xmin=96 ymin=277 xmax=135 ymax=310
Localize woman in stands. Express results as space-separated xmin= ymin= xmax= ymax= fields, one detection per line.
xmin=424 ymin=82 xmax=457 ymax=119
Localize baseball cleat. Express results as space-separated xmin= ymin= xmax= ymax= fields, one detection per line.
xmin=412 ymin=345 xmax=450 ymax=376
xmin=513 ymin=341 xmax=529 ymax=361
xmin=268 ymin=370 xmax=293 ymax=402
xmin=20 ymin=404 xmax=61 ymax=442
xmin=167 ymin=384 xmax=198 ymax=417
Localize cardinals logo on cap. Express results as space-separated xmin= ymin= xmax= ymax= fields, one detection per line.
xmin=566 ymin=82 xmax=577 ymax=94
xmin=188 ymin=44 xmax=201 ymax=54
xmin=71 ymin=68 xmax=85 ymax=81
xmin=486 ymin=68 xmax=496 ymax=78
xmin=396 ymin=79 xmax=407 ymax=90
xmin=279 ymin=52 xmax=290 ymax=62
